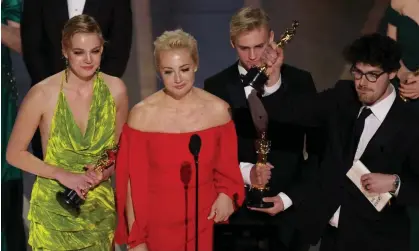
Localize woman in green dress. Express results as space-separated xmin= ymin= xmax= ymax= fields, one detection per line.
xmin=1 ymin=0 xmax=27 ymax=250
xmin=6 ymin=14 xmax=128 ymax=250
xmin=386 ymin=0 xmax=419 ymax=107
xmin=386 ymin=0 xmax=419 ymax=250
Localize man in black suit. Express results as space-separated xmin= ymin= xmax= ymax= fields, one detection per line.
xmin=21 ymin=0 xmax=132 ymax=159
xmin=204 ymin=7 xmax=323 ymax=251
xmin=255 ymin=33 xmax=419 ymax=251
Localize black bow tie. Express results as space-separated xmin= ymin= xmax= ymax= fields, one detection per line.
xmin=240 ymin=74 xmax=250 ymax=86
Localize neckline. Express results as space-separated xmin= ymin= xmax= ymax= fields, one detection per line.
xmin=125 ymin=120 xmax=233 ymax=135
xmin=392 ymin=6 xmax=419 ymax=27
xmin=60 ymin=73 xmax=98 ymax=138
xmin=400 ymin=14 xmax=419 ymax=27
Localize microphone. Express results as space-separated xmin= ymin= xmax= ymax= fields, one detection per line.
xmin=180 ymin=162 xmax=192 ymax=187
xmin=180 ymin=162 xmax=192 ymax=251
xmin=189 ymin=134 xmax=201 ymax=159
xmin=188 ymin=134 xmax=201 ymax=251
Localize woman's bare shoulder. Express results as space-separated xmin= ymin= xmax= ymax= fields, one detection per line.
xmin=195 ymin=88 xmax=232 ymax=126
xmin=127 ymin=90 xmax=164 ymax=130
xmin=101 ymin=73 xmax=127 ymax=94
xmin=391 ymin=0 xmax=407 ymax=12
xmin=30 ymin=73 xmax=62 ymax=100
xmin=19 ymin=72 xmax=62 ymax=115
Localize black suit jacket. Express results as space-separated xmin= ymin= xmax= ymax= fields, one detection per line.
xmin=272 ymin=80 xmax=419 ymax=251
xmin=204 ymin=62 xmax=325 ymax=247
xmin=21 ymin=0 xmax=132 ymax=85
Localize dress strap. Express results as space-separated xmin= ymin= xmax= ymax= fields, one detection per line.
xmin=95 ymin=71 xmax=102 ymax=87
xmin=385 ymin=5 xmax=401 ymax=26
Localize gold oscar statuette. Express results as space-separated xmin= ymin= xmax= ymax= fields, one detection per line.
xmin=242 ymin=20 xmax=300 ymax=95
xmin=56 ymin=145 xmax=119 ymax=216
xmin=246 ymin=132 xmax=273 ymax=208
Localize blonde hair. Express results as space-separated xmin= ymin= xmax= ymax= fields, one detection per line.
xmin=62 ymin=14 xmax=104 ymax=49
xmin=153 ymin=29 xmax=199 ymax=68
xmin=230 ymin=7 xmax=271 ymax=43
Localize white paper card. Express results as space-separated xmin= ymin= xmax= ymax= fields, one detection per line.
xmin=346 ymin=160 xmax=392 ymax=212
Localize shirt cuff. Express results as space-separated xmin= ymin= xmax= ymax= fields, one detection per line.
xmin=394 ymin=178 xmax=401 ymax=197
xmin=277 ymin=192 xmax=293 ymax=210
xmin=239 ymin=162 xmax=254 ymax=186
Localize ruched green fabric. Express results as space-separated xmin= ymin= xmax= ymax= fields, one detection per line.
xmin=28 ymin=72 xmax=116 ymax=250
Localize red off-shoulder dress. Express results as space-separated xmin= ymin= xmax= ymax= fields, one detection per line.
xmin=115 ymin=120 xmax=244 ymax=251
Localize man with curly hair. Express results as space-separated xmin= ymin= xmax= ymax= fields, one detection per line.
xmin=255 ymin=33 xmax=419 ymax=251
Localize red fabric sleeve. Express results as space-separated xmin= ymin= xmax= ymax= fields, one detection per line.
xmin=214 ymin=121 xmax=245 ymax=209
xmin=115 ymin=124 xmax=148 ymax=247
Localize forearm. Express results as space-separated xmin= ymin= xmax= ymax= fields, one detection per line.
xmin=1 ymin=24 xmax=21 ymax=54
xmin=126 ymin=180 xmax=135 ymax=231
xmin=284 ymin=160 xmax=320 ymax=208
xmin=129 ymin=243 xmax=148 ymax=251
xmin=277 ymin=164 xmax=318 ymax=210
xmin=262 ymin=87 xmax=325 ymax=127
xmin=6 ymin=150 xmax=63 ymax=179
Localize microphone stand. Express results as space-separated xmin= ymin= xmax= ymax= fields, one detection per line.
xmin=193 ymin=154 xmax=199 ymax=251
xmin=189 ymin=134 xmax=201 ymax=251
xmin=184 ymin=184 xmax=188 ymax=251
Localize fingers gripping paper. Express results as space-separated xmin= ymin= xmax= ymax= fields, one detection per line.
xmin=346 ymin=160 xmax=392 ymax=212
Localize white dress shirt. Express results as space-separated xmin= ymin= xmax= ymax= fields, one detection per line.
xmin=329 ymin=85 xmax=399 ymax=228
xmin=67 ymin=0 xmax=86 ymax=18
xmin=237 ymin=64 xmax=294 ymax=210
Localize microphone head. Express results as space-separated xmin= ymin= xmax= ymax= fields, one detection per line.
xmin=180 ymin=162 xmax=192 ymax=185
xmin=189 ymin=134 xmax=201 ymax=157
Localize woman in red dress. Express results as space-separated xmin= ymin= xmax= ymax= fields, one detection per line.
xmin=115 ymin=29 xmax=245 ymax=251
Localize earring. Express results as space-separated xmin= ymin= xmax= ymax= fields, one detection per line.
xmin=64 ymin=58 xmax=69 ymax=83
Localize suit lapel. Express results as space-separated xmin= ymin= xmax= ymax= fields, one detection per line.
xmin=226 ymin=62 xmax=248 ymax=109
xmin=339 ymin=84 xmax=363 ymax=169
xmin=276 ymin=65 xmax=290 ymax=97
xmin=360 ymin=97 xmax=405 ymax=166
xmin=49 ymin=0 xmax=69 ymax=23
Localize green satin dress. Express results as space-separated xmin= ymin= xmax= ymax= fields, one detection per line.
xmin=28 ymin=72 xmax=116 ymax=250
xmin=1 ymin=0 xmax=21 ymax=192
xmin=1 ymin=0 xmax=24 ymax=250
xmin=385 ymin=6 xmax=419 ymax=251
xmin=386 ymin=5 xmax=419 ymax=110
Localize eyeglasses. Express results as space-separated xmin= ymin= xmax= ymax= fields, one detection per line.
xmin=350 ymin=66 xmax=386 ymax=83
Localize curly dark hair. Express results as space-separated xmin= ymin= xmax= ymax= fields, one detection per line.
xmin=344 ymin=33 xmax=401 ymax=73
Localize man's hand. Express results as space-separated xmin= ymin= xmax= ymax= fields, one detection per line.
xmin=399 ymin=73 xmax=419 ymax=100
xmin=250 ymin=163 xmax=273 ymax=187
xmin=360 ymin=173 xmax=396 ymax=194
xmin=208 ymin=193 xmax=234 ymax=223
xmin=261 ymin=41 xmax=284 ymax=86
xmin=248 ymin=196 xmax=284 ymax=216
